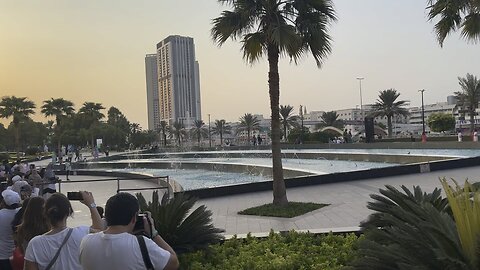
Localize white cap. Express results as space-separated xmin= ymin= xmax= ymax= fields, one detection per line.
xmin=2 ymin=189 xmax=21 ymax=206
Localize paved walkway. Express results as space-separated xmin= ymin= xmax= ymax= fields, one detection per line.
xmin=198 ymin=165 xmax=480 ymax=237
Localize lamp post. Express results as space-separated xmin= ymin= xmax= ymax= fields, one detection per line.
xmin=208 ymin=114 xmax=212 ymax=148
xmin=356 ymin=77 xmax=364 ymax=121
xmin=419 ymin=89 xmax=426 ymax=134
xmin=299 ymin=105 xmax=304 ymax=143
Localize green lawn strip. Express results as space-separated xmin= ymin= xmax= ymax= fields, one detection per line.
xmin=238 ymin=202 xmax=329 ymax=218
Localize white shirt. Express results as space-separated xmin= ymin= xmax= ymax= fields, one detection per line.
xmin=24 ymin=226 xmax=90 ymax=270
xmin=0 ymin=208 xmax=19 ymax=259
xmin=80 ymin=232 xmax=171 ymax=270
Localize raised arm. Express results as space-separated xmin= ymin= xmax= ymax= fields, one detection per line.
xmin=80 ymin=191 xmax=103 ymax=231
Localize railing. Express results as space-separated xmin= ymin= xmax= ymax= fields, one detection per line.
xmin=51 ymin=176 xmax=171 ymax=197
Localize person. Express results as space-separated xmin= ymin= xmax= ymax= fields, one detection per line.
xmin=257 ymin=135 xmax=262 ymax=145
xmin=79 ymin=192 xmax=179 ymax=270
xmin=64 ymin=161 xmax=72 ymax=181
xmin=24 ymin=191 xmax=102 ymax=270
xmin=421 ymin=132 xmax=427 ymax=143
xmin=42 ymin=164 xmax=58 ymax=199
xmin=0 ymin=190 xmax=21 ymax=270
xmin=12 ymin=197 xmax=48 ymax=270
xmin=458 ymin=131 xmax=463 ymax=142
xmin=473 ymin=130 xmax=478 ymax=142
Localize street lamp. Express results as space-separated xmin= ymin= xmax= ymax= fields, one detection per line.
xmin=208 ymin=114 xmax=212 ymax=148
xmin=299 ymin=105 xmax=304 ymax=143
xmin=356 ymin=77 xmax=364 ymax=121
xmin=419 ymin=89 xmax=426 ymax=134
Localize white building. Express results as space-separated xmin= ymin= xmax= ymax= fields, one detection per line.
xmin=145 ymin=54 xmax=160 ymax=130
xmin=156 ymin=35 xmax=201 ymax=127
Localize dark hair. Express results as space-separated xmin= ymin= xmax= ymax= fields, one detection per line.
xmin=16 ymin=197 xmax=49 ymax=252
xmin=105 ymin=193 xmax=139 ymax=226
xmin=11 ymin=197 xmax=31 ymax=231
xmin=44 ymin=193 xmax=73 ymax=225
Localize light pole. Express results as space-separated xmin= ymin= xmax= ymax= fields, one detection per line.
xmin=419 ymin=89 xmax=426 ymax=134
xmin=356 ymin=77 xmax=364 ymax=121
xmin=208 ymin=114 xmax=212 ymax=148
xmin=299 ymin=105 xmax=304 ymax=143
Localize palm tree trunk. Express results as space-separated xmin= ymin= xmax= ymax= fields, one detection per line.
xmin=283 ymin=123 xmax=287 ymax=142
xmin=470 ymin=110 xmax=475 ymax=134
xmin=198 ymin=134 xmax=201 ymax=147
xmin=247 ymin=129 xmax=251 ymax=146
xmin=387 ymin=117 xmax=393 ymax=138
xmin=268 ymin=44 xmax=287 ymax=206
xmin=220 ymin=132 xmax=223 ymax=146
xmin=14 ymin=124 xmax=20 ymax=159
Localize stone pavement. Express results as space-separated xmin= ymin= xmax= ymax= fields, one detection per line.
xmin=198 ymin=165 xmax=480 ymax=237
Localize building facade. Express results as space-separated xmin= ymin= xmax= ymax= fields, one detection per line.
xmin=156 ymin=35 xmax=201 ymax=127
xmin=145 ymin=54 xmax=160 ymax=130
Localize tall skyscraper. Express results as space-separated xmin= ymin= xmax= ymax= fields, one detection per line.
xmin=156 ymin=35 xmax=201 ymax=127
xmin=145 ymin=54 xmax=160 ymax=130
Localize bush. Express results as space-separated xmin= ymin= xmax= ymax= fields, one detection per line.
xmin=180 ymin=231 xmax=359 ymax=270
xmin=136 ymin=191 xmax=224 ymax=253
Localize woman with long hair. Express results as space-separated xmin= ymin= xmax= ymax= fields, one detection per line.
xmin=16 ymin=197 xmax=49 ymax=252
xmin=24 ymin=191 xmax=102 ymax=270
xmin=10 ymin=197 xmax=48 ymax=270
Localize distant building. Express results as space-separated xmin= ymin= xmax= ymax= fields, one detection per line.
xmin=409 ymin=96 xmax=457 ymax=132
xmin=145 ymin=54 xmax=160 ymax=130
xmin=156 ymin=35 xmax=201 ymax=127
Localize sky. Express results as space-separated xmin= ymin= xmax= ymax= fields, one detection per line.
xmin=0 ymin=1 xmax=479 ymax=129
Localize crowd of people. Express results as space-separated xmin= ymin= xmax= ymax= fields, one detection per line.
xmin=0 ymin=160 xmax=179 ymax=270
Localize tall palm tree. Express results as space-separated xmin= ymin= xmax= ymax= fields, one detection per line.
xmin=427 ymin=0 xmax=480 ymax=46
xmin=371 ymin=89 xmax=409 ymax=138
xmin=0 ymin=96 xmax=36 ymax=157
xmin=315 ymin=111 xmax=344 ymax=129
xmin=212 ymin=119 xmax=232 ymax=146
xmin=455 ymin=73 xmax=480 ymax=134
xmin=41 ymin=98 xmax=75 ymax=152
xmin=159 ymin=120 xmax=169 ymax=146
xmin=79 ymin=102 xmax=105 ymax=148
xmin=190 ymin=120 xmax=208 ymax=147
xmin=169 ymin=121 xmax=186 ymax=147
xmin=279 ymin=105 xmax=298 ymax=141
xmin=238 ymin=113 xmax=260 ymax=146
xmin=212 ymin=0 xmax=336 ymax=205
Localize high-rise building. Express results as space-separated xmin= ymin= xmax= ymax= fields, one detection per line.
xmin=156 ymin=35 xmax=201 ymax=127
xmin=145 ymin=54 xmax=160 ymax=130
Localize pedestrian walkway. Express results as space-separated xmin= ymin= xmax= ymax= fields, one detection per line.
xmin=198 ymin=165 xmax=480 ymax=237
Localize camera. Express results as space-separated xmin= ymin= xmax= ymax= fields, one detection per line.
xmin=67 ymin=191 xmax=83 ymax=200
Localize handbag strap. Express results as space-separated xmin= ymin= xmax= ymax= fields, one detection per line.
xmin=136 ymin=235 xmax=154 ymax=270
xmin=45 ymin=228 xmax=73 ymax=270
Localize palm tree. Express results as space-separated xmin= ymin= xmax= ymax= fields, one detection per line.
xmin=0 ymin=96 xmax=36 ymax=157
xmin=159 ymin=120 xmax=169 ymax=146
xmin=371 ymin=89 xmax=409 ymax=138
xmin=212 ymin=119 xmax=232 ymax=146
xmin=279 ymin=105 xmax=298 ymax=141
xmin=79 ymin=102 xmax=105 ymax=148
xmin=212 ymin=0 xmax=336 ymax=205
xmin=190 ymin=120 xmax=208 ymax=147
xmin=238 ymin=113 xmax=260 ymax=146
xmin=41 ymin=98 xmax=75 ymax=152
xmin=427 ymin=0 xmax=480 ymax=46
xmin=315 ymin=111 xmax=344 ymax=130
xmin=455 ymin=74 xmax=480 ymax=134
xmin=169 ymin=121 xmax=186 ymax=147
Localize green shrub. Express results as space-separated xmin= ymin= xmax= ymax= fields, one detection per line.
xmin=25 ymin=146 xmax=40 ymax=155
xmin=179 ymin=231 xmax=359 ymax=270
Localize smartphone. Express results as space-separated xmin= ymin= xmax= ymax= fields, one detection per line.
xmin=67 ymin=191 xmax=83 ymax=200
xmin=134 ymin=213 xmax=147 ymax=232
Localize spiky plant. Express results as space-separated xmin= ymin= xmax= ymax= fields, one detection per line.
xmin=136 ymin=191 xmax=224 ymax=253
xmin=350 ymin=184 xmax=480 ymax=269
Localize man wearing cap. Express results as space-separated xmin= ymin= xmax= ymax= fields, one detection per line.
xmin=0 ymin=189 xmax=21 ymax=270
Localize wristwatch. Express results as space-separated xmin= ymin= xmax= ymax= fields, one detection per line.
xmin=89 ymin=202 xmax=97 ymax=209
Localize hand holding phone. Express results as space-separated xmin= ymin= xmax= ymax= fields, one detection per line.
xmin=67 ymin=191 xmax=83 ymax=200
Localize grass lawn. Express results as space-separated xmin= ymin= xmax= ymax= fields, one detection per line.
xmin=238 ymin=202 xmax=329 ymax=218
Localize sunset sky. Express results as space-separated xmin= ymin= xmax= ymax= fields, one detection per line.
xmin=1 ymin=1 xmax=479 ymax=129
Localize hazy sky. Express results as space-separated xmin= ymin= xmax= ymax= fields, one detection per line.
xmin=1 ymin=1 xmax=479 ymax=129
